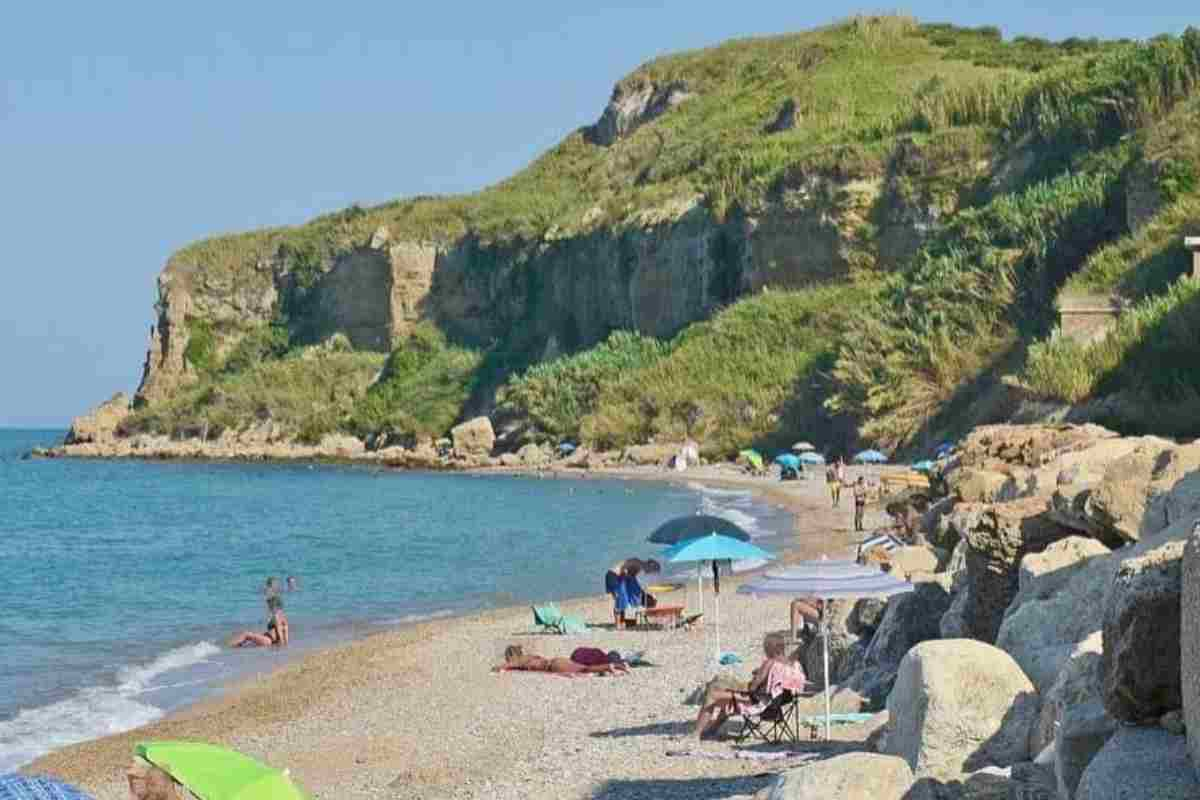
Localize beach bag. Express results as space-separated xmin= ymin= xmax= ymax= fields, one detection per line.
xmin=570 ymin=647 xmax=609 ymax=666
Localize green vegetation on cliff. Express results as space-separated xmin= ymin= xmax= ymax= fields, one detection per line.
xmin=135 ymin=17 xmax=1200 ymax=453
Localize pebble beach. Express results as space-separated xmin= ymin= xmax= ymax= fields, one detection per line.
xmin=26 ymin=467 xmax=885 ymax=799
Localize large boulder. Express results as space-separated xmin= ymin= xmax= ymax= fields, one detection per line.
xmin=65 ymin=393 xmax=131 ymax=444
xmin=1076 ymin=727 xmax=1200 ymax=800
xmin=1180 ymin=522 xmax=1200 ymax=772
xmin=939 ymin=572 xmax=972 ymax=640
xmin=885 ymin=546 xmax=940 ymax=577
xmin=758 ymin=752 xmax=914 ymax=800
xmin=849 ymin=597 xmax=889 ymax=639
xmin=1016 ymin=537 xmax=1110 ymax=604
xmin=947 ymin=468 xmax=1021 ymax=504
xmin=1084 ymin=443 xmax=1200 ymax=543
xmin=1102 ymin=537 xmax=1185 ymax=722
xmin=450 ymin=417 xmax=495 ymax=458
xmin=951 ymin=498 xmax=1076 ymax=642
xmin=956 ymin=424 xmax=1120 ymax=471
xmin=861 ymin=579 xmax=952 ymax=680
xmin=515 ymin=442 xmax=551 ymax=467
xmin=1056 ymin=700 xmax=1117 ymax=800
xmin=885 ymin=639 xmax=1039 ymax=780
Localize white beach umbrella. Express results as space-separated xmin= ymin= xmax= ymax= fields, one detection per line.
xmin=738 ymin=559 xmax=913 ymax=740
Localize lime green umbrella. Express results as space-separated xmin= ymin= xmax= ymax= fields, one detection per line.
xmin=136 ymin=742 xmax=310 ymax=800
xmin=738 ymin=449 xmax=764 ymax=471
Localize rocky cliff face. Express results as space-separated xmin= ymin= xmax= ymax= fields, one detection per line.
xmin=134 ymin=166 xmax=949 ymax=410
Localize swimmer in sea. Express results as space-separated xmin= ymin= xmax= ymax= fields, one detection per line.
xmin=286 ymin=575 xmax=299 ymax=591
xmin=267 ymin=594 xmax=289 ymax=646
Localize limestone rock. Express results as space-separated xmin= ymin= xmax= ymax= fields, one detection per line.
xmin=586 ymin=79 xmax=693 ymax=146
xmin=1085 ymin=443 xmax=1200 ymax=543
xmin=764 ymin=98 xmax=800 ymax=134
xmin=885 ymin=639 xmax=1039 ymax=780
xmin=939 ymin=574 xmax=972 ymax=640
xmin=1016 ymin=536 xmax=1110 ymax=603
xmin=1102 ymin=538 xmax=1184 ymax=721
xmin=498 ymin=453 xmax=521 ymax=468
xmin=317 ymin=434 xmax=365 ymax=458
xmin=952 ymin=498 xmax=1075 ymax=643
xmin=957 ymin=424 xmax=1119 ymax=470
xmin=759 ymin=752 xmax=914 ymax=800
xmin=1076 ymin=727 xmax=1200 ymax=800
xmin=620 ymin=443 xmax=678 ymax=466
xmin=450 ymin=417 xmax=495 ymax=458
xmin=516 ymin=442 xmax=551 ymax=467
xmin=886 ymin=546 xmax=940 ymax=578
xmin=948 ymin=468 xmax=1021 ymax=503
xmin=1179 ymin=522 xmax=1200 ymax=771
xmin=65 ymin=393 xmax=131 ymax=444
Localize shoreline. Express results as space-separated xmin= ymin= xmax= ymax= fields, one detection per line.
xmin=23 ymin=464 xmax=870 ymax=798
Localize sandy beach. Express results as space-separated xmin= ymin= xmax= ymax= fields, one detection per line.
xmin=26 ymin=466 xmax=888 ymax=799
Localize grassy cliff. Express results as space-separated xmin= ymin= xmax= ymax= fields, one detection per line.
xmin=123 ymin=17 xmax=1200 ymax=454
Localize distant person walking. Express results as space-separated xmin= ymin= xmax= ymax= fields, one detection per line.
xmin=853 ymin=477 xmax=868 ymax=532
xmin=825 ymin=463 xmax=839 ymax=507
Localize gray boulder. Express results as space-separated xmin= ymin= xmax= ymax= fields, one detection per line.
xmin=1102 ymin=538 xmax=1185 ymax=722
xmin=585 ymin=79 xmax=692 ymax=146
xmin=1016 ymin=536 xmax=1110 ymax=602
xmin=885 ymin=639 xmax=1039 ymax=780
xmin=939 ymin=574 xmax=972 ymax=640
xmin=1056 ymin=700 xmax=1118 ymax=800
xmin=1181 ymin=522 xmax=1200 ymax=771
xmin=863 ymin=579 xmax=952 ymax=673
xmin=1076 ymin=727 xmax=1200 ymax=800
xmin=759 ymin=752 xmax=914 ymax=800
xmin=1084 ymin=443 xmax=1200 ymax=543
xmin=849 ymin=597 xmax=888 ymax=638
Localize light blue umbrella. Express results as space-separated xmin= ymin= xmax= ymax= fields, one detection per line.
xmin=799 ymin=452 xmax=826 ymax=465
xmin=853 ymin=449 xmax=888 ymax=464
xmin=934 ymin=442 xmax=953 ymax=457
xmin=775 ymin=453 xmax=801 ymax=469
xmin=664 ymin=533 xmax=775 ymax=661
xmin=739 ymin=559 xmax=913 ymax=739
xmin=912 ymin=460 xmax=935 ymax=473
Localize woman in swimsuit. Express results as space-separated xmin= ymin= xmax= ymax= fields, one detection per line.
xmin=227 ymin=616 xmax=281 ymax=648
xmin=491 ymin=645 xmax=627 ymax=676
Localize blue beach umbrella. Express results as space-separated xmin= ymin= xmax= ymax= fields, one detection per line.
xmin=853 ymin=449 xmax=888 ymax=464
xmin=799 ymin=452 xmax=826 ymax=465
xmin=557 ymin=442 xmax=577 ymax=455
xmin=912 ymin=460 xmax=935 ymax=473
xmin=664 ymin=533 xmax=775 ymax=661
xmin=774 ymin=453 xmax=801 ymax=470
xmin=934 ymin=442 xmax=953 ymax=458
xmin=739 ymin=559 xmax=913 ymax=740
xmin=0 ymin=775 xmax=96 ymax=800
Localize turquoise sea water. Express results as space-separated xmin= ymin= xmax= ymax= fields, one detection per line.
xmin=0 ymin=428 xmax=788 ymax=770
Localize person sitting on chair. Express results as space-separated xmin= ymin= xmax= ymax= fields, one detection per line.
xmin=694 ymin=633 xmax=807 ymax=739
xmin=790 ymin=596 xmax=825 ymax=643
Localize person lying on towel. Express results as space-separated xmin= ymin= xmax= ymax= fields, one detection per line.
xmin=492 ymin=644 xmax=628 ymax=676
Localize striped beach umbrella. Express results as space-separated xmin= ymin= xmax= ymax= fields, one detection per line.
xmin=739 ymin=559 xmax=913 ymax=740
xmin=0 ymin=775 xmax=95 ymax=800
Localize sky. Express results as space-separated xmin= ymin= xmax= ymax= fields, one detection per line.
xmin=1 ymin=2 xmax=1195 ymax=428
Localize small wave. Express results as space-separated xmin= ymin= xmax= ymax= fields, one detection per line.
xmin=0 ymin=641 xmax=220 ymax=772
xmin=685 ymin=481 xmax=752 ymax=498
xmin=699 ymin=497 xmax=767 ymax=537
xmin=117 ymin=641 xmax=221 ymax=692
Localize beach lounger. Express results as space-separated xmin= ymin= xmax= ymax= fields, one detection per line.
xmin=855 ymin=533 xmax=904 ymax=561
xmin=531 ymin=604 xmax=588 ymax=635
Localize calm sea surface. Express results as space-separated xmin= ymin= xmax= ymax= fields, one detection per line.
xmin=0 ymin=428 xmax=789 ymax=770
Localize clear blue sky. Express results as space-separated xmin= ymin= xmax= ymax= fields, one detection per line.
xmin=1 ymin=2 xmax=1194 ymax=427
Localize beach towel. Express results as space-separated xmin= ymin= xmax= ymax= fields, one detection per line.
xmin=665 ymin=749 xmax=818 ymax=763
xmin=736 ymin=660 xmax=808 ymax=717
xmin=532 ymin=604 xmax=588 ymax=635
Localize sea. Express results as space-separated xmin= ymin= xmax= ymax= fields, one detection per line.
xmin=0 ymin=428 xmax=791 ymax=771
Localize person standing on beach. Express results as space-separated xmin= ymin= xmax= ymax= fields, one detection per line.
xmin=852 ymin=476 xmax=868 ymax=532
xmin=826 ymin=463 xmax=841 ymax=507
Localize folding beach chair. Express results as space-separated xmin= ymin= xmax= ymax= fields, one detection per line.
xmin=732 ymin=690 xmax=802 ymax=745
xmin=531 ymin=604 xmax=587 ymax=634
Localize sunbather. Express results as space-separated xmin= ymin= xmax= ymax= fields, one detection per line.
xmin=228 ymin=613 xmax=281 ymax=648
xmin=492 ymin=644 xmax=628 ymax=676
xmin=694 ymin=633 xmax=806 ymax=739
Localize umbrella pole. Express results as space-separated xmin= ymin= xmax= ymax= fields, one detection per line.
xmin=697 ymin=563 xmax=704 ymax=619
xmin=823 ymin=609 xmax=832 ymax=741
xmin=715 ymin=579 xmax=721 ymax=662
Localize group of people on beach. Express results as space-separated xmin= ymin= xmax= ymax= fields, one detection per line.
xmin=227 ymin=575 xmax=298 ymax=648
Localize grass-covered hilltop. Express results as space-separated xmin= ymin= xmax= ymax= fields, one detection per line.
xmin=109 ymin=16 xmax=1200 ymax=458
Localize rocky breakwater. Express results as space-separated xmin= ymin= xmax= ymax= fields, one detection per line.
xmin=758 ymin=423 xmax=1200 ymax=800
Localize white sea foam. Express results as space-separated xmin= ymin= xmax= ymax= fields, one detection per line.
xmin=0 ymin=641 xmax=220 ymax=772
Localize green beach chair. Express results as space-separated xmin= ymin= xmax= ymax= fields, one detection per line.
xmin=531 ymin=603 xmax=587 ymax=635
